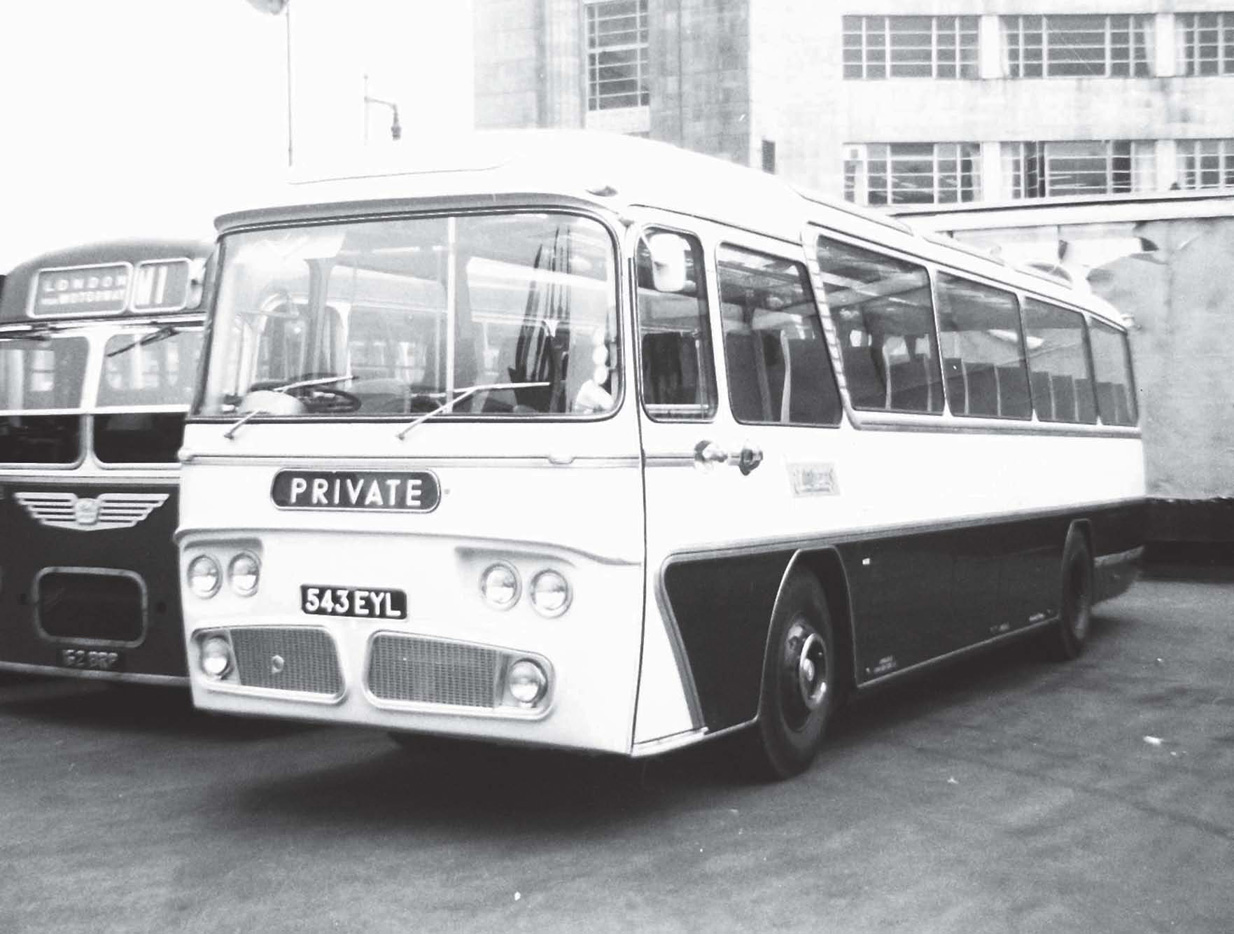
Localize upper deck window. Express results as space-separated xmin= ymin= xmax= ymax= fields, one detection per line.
xmin=0 ymin=336 xmax=89 ymax=412
xmin=98 ymin=328 xmax=204 ymax=408
xmin=1003 ymin=14 xmax=1153 ymax=78
xmin=200 ymin=213 xmax=619 ymax=420
xmin=586 ymin=0 xmax=650 ymax=111
xmin=843 ymin=16 xmax=979 ymax=80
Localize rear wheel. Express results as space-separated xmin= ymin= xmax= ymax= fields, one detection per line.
xmin=1048 ymin=530 xmax=1094 ymax=661
xmin=746 ymin=573 xmax=836 ymax=780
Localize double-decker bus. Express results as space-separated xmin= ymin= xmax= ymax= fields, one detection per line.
xmin=177 ymin=132 xmax=1143 ymax=778
xmin=0 ymin=238 xmax=213 ymax=683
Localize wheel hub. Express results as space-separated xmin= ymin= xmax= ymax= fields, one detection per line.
xmin=784 ymin=619 xmax=828 ymax=715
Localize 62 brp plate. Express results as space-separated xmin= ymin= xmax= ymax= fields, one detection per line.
xmin=301 ymin=585 xmax=407 ymax=620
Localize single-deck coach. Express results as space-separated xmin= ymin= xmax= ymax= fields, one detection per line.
xmin=177 ymin=133 xmax=1143 ymax=777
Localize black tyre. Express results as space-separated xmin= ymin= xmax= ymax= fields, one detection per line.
xmin=747 ymin=573 xmax=836 ymax=780
xmin=1048 ymin=529 xmax=1094 ymax=661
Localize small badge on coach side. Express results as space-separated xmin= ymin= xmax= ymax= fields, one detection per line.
xmin=788 ymin=463 xmax=839 ymax=496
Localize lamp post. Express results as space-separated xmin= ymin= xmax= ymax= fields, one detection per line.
xmin=363 ymin=74 xmax=402 ymax=142
xmin=244 ymin=0 xmax=294 ymax=167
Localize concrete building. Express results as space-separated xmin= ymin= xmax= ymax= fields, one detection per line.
xmin=473 ymin=1 xmax=1234 ymax=206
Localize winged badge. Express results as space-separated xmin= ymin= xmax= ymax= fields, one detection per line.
xmin=14 ymin=492 xmax=170 ymax=532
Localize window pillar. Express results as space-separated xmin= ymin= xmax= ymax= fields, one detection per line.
xmin=978 ymin=15 xmax=1003 ymax=78
xmin=980 ymin=143 xmax=1003 ymax=202
xmin=1155 ymin=12 xmax=1177 ymax=77
xmin=1156 ymin=140 xmax=1179 ymax=191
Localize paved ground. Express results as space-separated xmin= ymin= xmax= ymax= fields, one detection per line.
xmin=1 ymin=572 xmax=1231 ymax=934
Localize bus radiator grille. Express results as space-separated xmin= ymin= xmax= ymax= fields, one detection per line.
xmin=229 ymin=627 xmax=343 ymax=697
xmin=368 ymin=635 xmax=500 ymax=708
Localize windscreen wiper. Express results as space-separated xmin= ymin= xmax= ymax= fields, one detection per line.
xmin=222 ymin=373 xmax=354 ymax=440
xmin=395 ymin=381 xmax=549 ymax=440
xmin=106 ymin=324 xmax=179 ymax=358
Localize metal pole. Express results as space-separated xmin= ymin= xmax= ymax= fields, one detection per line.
xmin=285 ymin=3 xmax=294 ymax=167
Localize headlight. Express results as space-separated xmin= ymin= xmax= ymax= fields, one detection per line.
xmin=480 ymin=563 xmax=520 ymax=610
xmin=199 ymin=634 xmax=234 ymax=679
xmin=228 ymin=552 xmax=260 ymax=597
xmin=187 ymin=555 xmax=221 ymax=599
xmin=506 ymin=658 xmax=548 ymax=707
xmin=529 ymin=570 xmax=570 ymax=617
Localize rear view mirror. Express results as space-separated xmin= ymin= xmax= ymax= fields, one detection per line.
xmin=646 ymin=232 xmax=689 ymax=293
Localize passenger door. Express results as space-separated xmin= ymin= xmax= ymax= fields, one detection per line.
xmin=634 ymin=217 xmax=846 ymax=735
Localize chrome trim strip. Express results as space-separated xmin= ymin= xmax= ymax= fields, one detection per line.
xmin=630 ymin=727 xmax=705 ymax=757
xmin=857 ymin=617 xmax=1057 ymax=689
xmin=1095 ymin=545 xmax=1145 ymax=568
xmin=0 ymin=659 xmax=187 ymax=686
xmin=0 ymin=472 xmax=179 ymax=486
xmin=181 ymin=452 xmax=642 ymax=469
xmin=32 ymin=566 xmax=149 ymax=649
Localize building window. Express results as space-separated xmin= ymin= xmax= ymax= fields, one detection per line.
xmin=1003 ymin=15 xmax=1153 ymax=77
xmin=1178 ymin=13 xmax=1234 ymax=75
xmin=586 ymin=0 xmax=649 ymax=111
xmin=1001 ymin=141 xmax=1156 ymax=198
xmin=842 ymin=15 xmax=979 ymax=79
xmin=844 ymin=143 xmax=981 ymax=205
xmin=1177 ymin=139 xmax=1234 ymax=189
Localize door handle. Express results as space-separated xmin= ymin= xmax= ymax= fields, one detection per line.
xmin=694 ymin=440 xmax=763 ymax=475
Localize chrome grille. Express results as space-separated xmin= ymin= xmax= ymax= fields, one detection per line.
xmin=368 ymin=634 xmax=500 ymax=708
xmin=230 ymin=627 xmax=342 ymax=696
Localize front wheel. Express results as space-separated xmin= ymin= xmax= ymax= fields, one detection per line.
xmin=746 ymin=573 xmax=836 ymax=780
xmin=1047 ymin=530 xmax=1094 ymax=661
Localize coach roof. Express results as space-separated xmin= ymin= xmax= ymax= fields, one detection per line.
xmin=214 ymin=130 xmax=1127 ymax=328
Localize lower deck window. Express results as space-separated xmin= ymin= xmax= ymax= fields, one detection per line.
xmin=92 ymin=413 xmax=186 ymax=464
xmin=0 ymin=415 xmax=80 ymax=464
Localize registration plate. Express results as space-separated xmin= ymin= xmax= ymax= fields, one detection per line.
xmin=59 ymin=648 xmax=123 ymax=672
xmin=301 ymin=585 xmax=407 ymax=620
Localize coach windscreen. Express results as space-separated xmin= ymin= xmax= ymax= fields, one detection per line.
xmin=199 ymin=212 xmax=621 ymax=421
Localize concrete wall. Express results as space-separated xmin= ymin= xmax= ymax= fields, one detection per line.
xmin=649 ymin=0 xmax=751 ymax=165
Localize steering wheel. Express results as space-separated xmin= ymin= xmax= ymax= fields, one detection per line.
xmin=285 ymin=384 xmax=362 ymax=413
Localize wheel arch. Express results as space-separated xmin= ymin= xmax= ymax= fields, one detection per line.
xmin=757 ymin=546 xmax=857 ymax=718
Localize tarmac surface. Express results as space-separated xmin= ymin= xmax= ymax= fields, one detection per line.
xmin=1 ymin=570 xmax=1231 ymax=934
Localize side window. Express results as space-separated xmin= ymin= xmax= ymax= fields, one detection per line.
xmin=717 ymin=245 xmax=841 ymax=426
xmin=1088 ymin=319 xmax=1138 ymax=426
xmin=936 ymin=273 xmax=1031 ymax=419
xmin=815 ymin=235 xmax=943 ymax=414
xmin=636 ymin=230 xmax=718 ymax=420
xmin=1022 ymin=299 xmax=1097 ymax=424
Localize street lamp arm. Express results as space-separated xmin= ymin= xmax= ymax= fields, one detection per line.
xmin=363 ymin=94 xmax=402 ymax=141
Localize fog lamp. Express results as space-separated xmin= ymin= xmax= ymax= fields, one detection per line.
xmin=228 ymin=552 xmax=260 ymax=597
xmin=187 ymin=555 xmax=221 ymax=598
xmin=480 ymin=563 xmax=519 ymax=610
xmin=199 ymin=635 xmax=234 ymax=679
xmin=529 ymin=570 xmax=570 ymax=617
xmin=507 ymin=659 xmax=548 ymax=707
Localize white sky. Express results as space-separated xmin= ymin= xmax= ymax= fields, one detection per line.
xmin=0 ymin=0 xmax=473 ymax=271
